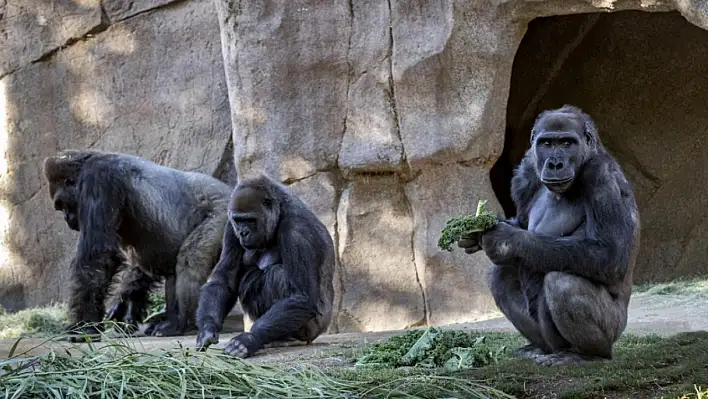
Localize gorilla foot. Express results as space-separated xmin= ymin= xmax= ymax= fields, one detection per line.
xmin=224 ymin=332 xmax=261 ymax=359
xmin=63 ymin=325 xmax=102 ymax=343
xmin=534 ymin=351 xmax=610 ymax=366
xmin=512 ymin=344 xmax=548 ymax=360
xmin=148 ymin=321 xmax=187 ymax=337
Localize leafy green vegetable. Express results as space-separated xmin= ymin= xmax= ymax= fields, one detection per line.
xmin=438 ymin=200 xmax=498 ymax=251
xmin=356 ymin=327 xmax=507 ymax=372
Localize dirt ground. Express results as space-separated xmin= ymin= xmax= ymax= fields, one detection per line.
xmin=1 ymin=291 xmax=706 ymax=362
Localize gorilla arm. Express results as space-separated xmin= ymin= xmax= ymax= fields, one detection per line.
xmin=245 ymin=217 xmax=321 ymax=345
xmin=481 ymin=161 xmax=636 ymax=286
xmin=195 ymin=224 xmax=244 ymax=350
xmin=67 ymin=163 xmax=128 ymax=335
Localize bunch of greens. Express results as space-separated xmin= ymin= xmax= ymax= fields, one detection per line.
xmin=355 ymin=327 xmax=508 ymax=372
xmin=0 ymin=335 xmax=513 ymax=399
xmin=437 ymin=200 xmax=498 ymax=251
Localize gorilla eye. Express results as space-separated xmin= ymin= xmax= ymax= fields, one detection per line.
xmin=540 ymin=140 xmax=552 ymax=147
xmin=64 ymin=178 xmax=76 ymax=187
xmin=562 ymin=140 xmax=572 ymax=147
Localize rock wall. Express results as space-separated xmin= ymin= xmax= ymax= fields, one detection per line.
xmin=3 ymin=0 xmax=708 ymax=332
xmin=215 ymin=0 xmax=708 ymax=333
xmin=0 ymin=0 xmax=233 ymax=311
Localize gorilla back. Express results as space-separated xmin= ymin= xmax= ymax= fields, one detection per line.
xmin=458 ymin=105 xmax=640 ymax=366
xmin=44 ymin=149 xmax=232 ymax=340
xmin=195 ymin=174 xmax=335 ymax=359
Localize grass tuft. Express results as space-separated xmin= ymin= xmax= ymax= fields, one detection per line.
xmin=634 ymin=277 xmax=708 ymax=296
xmin=0 ymin=303 xmax=68 ymax=340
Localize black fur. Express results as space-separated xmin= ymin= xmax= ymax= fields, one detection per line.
xmin=43 ymin=150 xmax=232 ymax=341
xmin=458 ymin=105 xmax=640 ymax=365
xmin=195 ymin=174 xmax=335 ymax=358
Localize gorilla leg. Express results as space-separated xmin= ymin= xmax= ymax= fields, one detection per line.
xmin=66 ymin=251 xmax=125 ymax=342
xmin=150 ymin=214 xmax=225 ymax=337
xmin=107 ymin=266 xmax=158 ymax=333
xmin=535 ymin=271 xmax=627 ymax=366
xmin=225 ymin=266 xmax=319 ymax=358
xmin=488 ymin=265 xmax=551 ymax=358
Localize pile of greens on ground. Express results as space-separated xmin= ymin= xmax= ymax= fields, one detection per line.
xmin=355 ymin=326 xmax=508 ymax=372
xmin=438 ymin=200 xmax=498 ymax=251
xmin=0 ymin=333 xmax=513 ymax=399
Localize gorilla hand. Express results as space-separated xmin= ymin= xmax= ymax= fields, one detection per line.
xmin=457 ymin=231 xmax=482 ymax=254
xmin=106 ymin=300 xmax=127 ymax=322
xmin=225 ymin=332 xmax=261 ymax=359
xmin=196 ymin=323 xmax=220 ymax=351
xmin=106 ymin=300 xmax=140 ymax=334
xmin=480 ymin=221 xmax=522 ymax=264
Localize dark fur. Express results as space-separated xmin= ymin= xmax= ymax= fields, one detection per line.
xmin=458 ymin=105 xmax=640 ymax=365
xmin=195 ymin=174 xmax=335 ymax=358
xmin=43 ymin=149 xmax=232 ymax=341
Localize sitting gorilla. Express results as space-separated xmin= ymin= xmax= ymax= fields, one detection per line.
xmin=43 ymin=150 xmax=232 ymax=341
xmin=195 ymin=174 xmax=335 ymax=359
xmin=459 ymin=105 xmax=640 ymax=366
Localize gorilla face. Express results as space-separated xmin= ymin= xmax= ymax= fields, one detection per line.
xmin=228 ymin=186 xmax=278 ymax=250
xmin=52 ymin=177 xmax=80 ymax=231
xmin=532 ymin=113 xmax=587 ymax=194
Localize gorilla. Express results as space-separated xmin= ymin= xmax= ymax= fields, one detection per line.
xmin=43 ymin=149 xmax=232 ymax=341
xmin=195 ymin=174 xmax=335 ymax=359
xmin=458 ymin=105 xmax=640 ymax=366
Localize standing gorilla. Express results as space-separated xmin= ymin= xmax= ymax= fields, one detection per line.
xmin=195 ymin=174 xmax=335 ymax=359
xmin=43 ymin=150 xmax=232 ymax=341
xmin=459 ymin=105 xmax=640 ymax=366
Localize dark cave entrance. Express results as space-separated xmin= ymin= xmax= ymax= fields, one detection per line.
xmin=490 ymin=10 xmax=708 ymax=283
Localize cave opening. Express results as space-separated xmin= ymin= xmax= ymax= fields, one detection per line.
xmin=490 ymin=10 xmax=708 ymax=283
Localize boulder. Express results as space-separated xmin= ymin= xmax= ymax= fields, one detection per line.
xmin=0 ymin=0 xmax=231 ymax=311
xmin=0 ymin=0 xmax=103 ymax=78
xmin=336 ymin=175 xmax=425 ymax=332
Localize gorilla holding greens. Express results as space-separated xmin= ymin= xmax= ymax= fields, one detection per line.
xmin=458 ymin=105 xmax=641 ymax=366
xmin=195 ymin=174 xmax=335 ymax=358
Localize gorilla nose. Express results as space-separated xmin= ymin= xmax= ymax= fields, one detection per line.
xmin=547 ymin=159 xmax=564 ymax=170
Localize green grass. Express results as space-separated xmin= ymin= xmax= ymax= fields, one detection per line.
xmin=634 ymin=277 xmax=708 ymax=296
xmin=674 ymin=386 xmax=708 ymax=399
xmin=0 ymin=328 xmax=512 ymax=399
xmin=333 ymin=329 xmax=708 ymax=399
xmin=0 ymin=303 xmax=68 ymax=340
xmin=0 ymin=290 xmax=167 ymax=340
xmin=446 ymin=331 xmax=708 ymax=399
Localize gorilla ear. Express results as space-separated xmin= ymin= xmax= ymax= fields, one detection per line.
xmin=582 ymin=116 xmax=598 ymax=147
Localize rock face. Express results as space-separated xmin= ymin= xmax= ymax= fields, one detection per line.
xmin=0 ymin=0 xmax=232 ymax=311
xmin=214 ymin=0 xmax=708 ymax=332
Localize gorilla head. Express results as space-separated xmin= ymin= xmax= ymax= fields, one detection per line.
xmin=228 ymin=181 xmax=281 ymax=250
xmin=44 ymin=151 xmax=93 ymax=231
xmin=530 ymin=105 xmax=599 ymax=194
